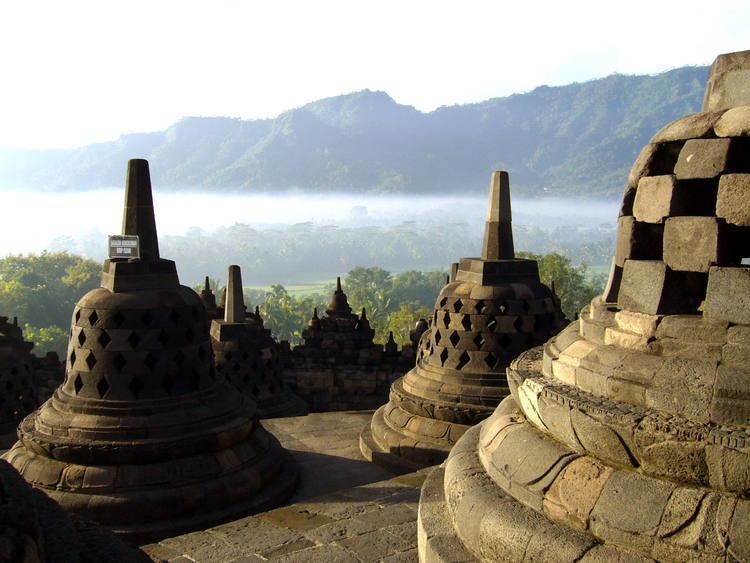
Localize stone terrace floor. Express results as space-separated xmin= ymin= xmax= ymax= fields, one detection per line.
xmin=142 ymin=411 xmax=429 ymax=562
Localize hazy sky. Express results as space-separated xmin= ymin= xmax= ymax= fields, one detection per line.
xmin=2 ymin=0 xmax=749 ymax=149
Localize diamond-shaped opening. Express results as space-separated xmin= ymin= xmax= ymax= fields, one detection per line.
xmin=9 ymin=367 xmax=17 ymax=376
xmin=439 ymin=297 xmax=448 ymax=308
xmin=241 ymin=352 xmax=249 ymax=361
xmin=88 ymin=310 xmax=99 ymax=326
xmin=174 ymin=350 xmax=185 ymax=365
xmin=141 ymin=311 xmax=153 ymax=326
xmin=74 ymin=309 xmax=82 ymax=322
xmin=233 ymin=363 xmax=241 ymax=372
xmin=85 ymin=351 xmax=97 ymax=370
xmin=434 ymin=330 xmax=442 ymax=345
xmin=499 ymin=334 xmax=512 ymax=348
xmin=69 ymin=349 xmax=77 ymax=367
xmin=77 ymin=330 xmax=87 ymax=346
xmin=522 ymin=301 xmax=531 ymax=313
xmin=453 ymin=299 xmax=463 ymax=313
xmin=439 ymin=348 xmax=449 ymax=366
xmin=128 ymin=332 xmax=141 ymax=349
xmin=474 ymin=300 xmax=486 ymax=314
xmin=169 ymin=309 xmax=182 ymax=324
xmin=487 ymin=318 xmax=497 ymax=332
xmin=225 ymin=351 xmax=233 ymax=361
xmin=112 ymin=352 xmax=126 ymax=372
xmin=162 ymin=373 xmax=174 ymax=395
xmin=144 ymin=352 xmax=157 ymax=371
xmin=96 ymin=376 xmax=109 ymax=398
xmin=185 ymin=327 xmax=194 ymax=343
xmin=251 ymin=384 xmax=260 ymax=395
xmin=449 ymin=331 xmax=460 ymax=347
xmin=97 ymin=330 xmax=111 ymax=348
xmin=513 ymin=317 xmax=524 ymax=332
xmin=216 ymin=362 xmax=224 ymax=372
xmin=112 ymin=311 xmax=125 ymax=327
xmin=243 ymin=375 xmax=250 ymax=385
xmin=442 ymin=312 xmax=451 ymax=329
xmin=474 ymin=333 xmax=485 ymax=348
xmin=461 ymin=315 xmax=472 ymax=331
xmin=157 ymin=330 xmax=169 ymax=347
xmin=198 ymin=345 xmax=207 ymax=361
xmin=129 ymin=376 xmax=144 ymax=398
xmin=74 ymin=374 xmax=83 ymax=394
xmin=456 ymin=350 xmax=470 ymax=370
xmin=485 ymin=352 xmax=498 ymax=369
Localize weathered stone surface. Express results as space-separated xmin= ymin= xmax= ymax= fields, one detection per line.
xmin=703 ymin=49 xmax=750 ymax=111
xmin=651 ymin=111 xmax=722 ymax=143
xmin=542 ymin=457 xmax=612 ymax=531
xmin=714 ymin=105 xmax=750 ymax=137
xmin=704 ymin=267 xmax=750 ymax=324
xmin=716 ymin=173 xmax=750 ymax=226
xmin=663 ymin=216 xmax=725 ymax=272
xmin=633 ymin=175 xmax=677 ymax=223
xmin=674 ymin=138 xmax=732 ymax=180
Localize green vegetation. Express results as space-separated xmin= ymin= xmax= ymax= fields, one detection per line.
xmin=0 ymin=66 xmax=706 ymax=197
xmin=1 ymin=252 xmax=605 ymax=356
xmin=0 ymin=252 xmax=100 ymax=356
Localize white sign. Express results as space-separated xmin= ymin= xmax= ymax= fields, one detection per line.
xmin=108 ymin=235 xmax=140 ymax=259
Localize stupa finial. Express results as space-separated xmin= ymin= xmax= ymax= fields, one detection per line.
xmin=224 ymin=265 xmax=245 ymax=323
xmin=336 ymin=277 xmax=342 ymax=291
xmin=481 ymin=170 xmax=514 ymax=260
xmin=122 ymin=159 xmax=160 ymax=262
xmin=204 ymin=276 xmax=210 ymax=292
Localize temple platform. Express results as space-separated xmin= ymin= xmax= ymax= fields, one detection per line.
xmin=142 ymin=410 xmax=428 ymax=562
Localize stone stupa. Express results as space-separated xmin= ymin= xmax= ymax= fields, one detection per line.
xmin=418 ymin=49 xmax=750 ymax=562
xmin=0 ymin=315 xmax=37 ymax=448
xmin=210 ymin=264 xmax=307 ymax=418
xmin=2 ymin=159 xmax=297 ymax=541
xmin=360 ymin=171 xmax=566 ymax=474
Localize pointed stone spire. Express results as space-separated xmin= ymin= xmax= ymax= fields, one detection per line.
xmin=204 ymin=276 xmax=211 ymax=292
xmin=360 ymin=308 xmax=367 ymax=321
xmin=385 ymin=331 xmax=398 ymax=354
xmin=122 ymin=159 xmax=160 ymax=262
xmin=224 ymin=265 xmax=246 ymax=323
xmin=255 ymin=305 xmax=261 ymax=317
xmin=481 ymin=171 xmax=514 ymax=260
xmin=357 ymin=308 xmax=371 ymax=331
xmin=327 ymin=276 xmax=352 ymax=316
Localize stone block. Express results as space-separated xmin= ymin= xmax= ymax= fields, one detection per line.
xmin=703 ymin=50 xmax=750 ymax=112
xmin=727 ymin=499 xmax=750 ymax=561
xmin=674 ymin=138 xmax=732 ymax=180
xmin=717 ymin=173 xmax=750 ymax=226
xmin=655 ymin=315 xmax=728 ymax=343
xmin=663 ymin=217 xmax=726 ymax=272
xmin=706 ymin=444 xmax=750 ymax=493
xmin=633 ymin=175 xmax=677 ymax=223
xmin=649 ymin=357 xmax=718 ymax=423
xmin=709 ymin=364 xmax=750 ymax=426
xmin=617 ymin=260 xmax=705 ymax=315
xmin=613 ymin=310 xmax=660 ymax=338
xmin=704 ymin=267 xmax=750 ymax=324
xmin=590 ymin=470 xmax=674 ymax=551
xmin=652 ymin=111 xmax=722 ymax=143
xmin=714 ymin=105 xmax=750 ymax=137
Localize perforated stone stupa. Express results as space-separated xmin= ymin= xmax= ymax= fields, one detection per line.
xmin=360 ymin=171 xmax=566 ymax=474
xmin=210 ymin=265 xmax=307 ymax=418
xmin=418 ymin=50 xmax=750 ymax=562
xmin=0 ymin=315 xmax=37 ymax=448
xmin=2 ymin=159 xmax=297 ymax=541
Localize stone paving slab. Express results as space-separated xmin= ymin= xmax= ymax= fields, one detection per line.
xmin=142 ymin=410 xmax=426 ymax=562
xmin=142 ymin=469 xmax=429 ymax=562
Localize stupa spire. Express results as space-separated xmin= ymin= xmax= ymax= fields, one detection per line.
xmin=122 ymin=159 xmax=159 ymax=261
xmin=481 ymin=170 xmax=514 ymax=260
xmin=224 ymin=265 xmax=245 ymax=323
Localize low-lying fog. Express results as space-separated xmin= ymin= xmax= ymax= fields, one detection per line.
xmin=3 ymin=189 xmax=619 ymax=284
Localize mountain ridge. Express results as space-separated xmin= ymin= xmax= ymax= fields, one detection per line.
xmin=0 ymin=66 xmax=709 ymax=196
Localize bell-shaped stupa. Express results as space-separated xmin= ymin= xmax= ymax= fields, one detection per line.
xmin=360 ymin=171 xmax=566 ymax=473
xmin=0 ymin=315 xmax=37 ymax=447
xmin=2 ymin=160 xmax=297 ymax=541
xmin=418 ymin=50 xmax=750 ymax=562
xmin=210 ymin=265 xmax=307 ymax=418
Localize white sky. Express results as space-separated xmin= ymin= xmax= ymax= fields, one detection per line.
xmin=1 ymin=0 xmax=748 ymax=149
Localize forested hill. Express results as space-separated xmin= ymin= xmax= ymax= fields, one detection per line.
xmin=0 ymin=65 xmax=708 ymax=197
